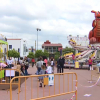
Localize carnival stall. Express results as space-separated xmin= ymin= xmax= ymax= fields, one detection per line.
xmin=0 ymin=34 xmax=8 ymax=62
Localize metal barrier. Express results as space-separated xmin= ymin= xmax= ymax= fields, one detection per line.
xmin=0 ymin=68 xmax=20 ymax=92
xmin=10 ymin=72 xmax=77 ymax=100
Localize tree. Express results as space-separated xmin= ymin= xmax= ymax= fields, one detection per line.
xmin=42 ymin=50 xmax=49 ymax=58
xmin=63 ymin=47 xmax=75 ymax=55
xmin=54 ymin=52 xmax=60 ymax=61
xmin=27 ymin=52 xmax=35 ymax=58
xmin=8 ymin=49 xmax=20 ymax=58
xmin=35 ymin=50 xmax=43 ymax=58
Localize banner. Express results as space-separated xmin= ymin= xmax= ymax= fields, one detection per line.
xmin=0 ymin=70 xmax=4 ymax=79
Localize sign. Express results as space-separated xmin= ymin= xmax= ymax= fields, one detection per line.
xmin=48 ymin=74 xmax=54 ymax=85
xmin=75 ymin=61 xmax=79 ymax=68
xmin=6 ymin=70 xmax=15 ymax=77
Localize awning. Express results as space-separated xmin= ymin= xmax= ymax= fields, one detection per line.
xmin=0 ymin=40 xmax=8 ymax=45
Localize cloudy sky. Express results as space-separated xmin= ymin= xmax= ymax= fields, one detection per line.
xmin=0 ymin=0 xmax=99 ymax=49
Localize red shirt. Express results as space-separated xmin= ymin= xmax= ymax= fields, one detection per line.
xmin=32 ymin=59 xmax=35 ymax=62
xmin=72 ymin=55 xmax=75 ymax=60
xmin=88 ymin=59 xmax=92 ymax=65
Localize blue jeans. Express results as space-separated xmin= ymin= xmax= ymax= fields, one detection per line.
xmin=73 ymin=60 xmax=75 ymax=64
xmin=25 ymin=69 xmax=28 ymax=75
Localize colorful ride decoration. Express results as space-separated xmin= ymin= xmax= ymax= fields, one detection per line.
xmin=0 ymin=34 xmax=8 ymax=62
xmin=64 ymin=52 xmax=73 ymax=59
xmin=89 ymin=10 xmax=100 ymax=44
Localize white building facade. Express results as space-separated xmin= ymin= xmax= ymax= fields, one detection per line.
xmin=7 ymin=38 xmax=28 ymax=57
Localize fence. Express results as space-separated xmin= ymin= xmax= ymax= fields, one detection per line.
xmin=0 ymin=68 xmax=20 ymax=93
xmin=10 ymin=72 xmax=77 ymax=100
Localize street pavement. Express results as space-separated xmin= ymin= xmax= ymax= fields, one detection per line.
xmin=0 ymin=65 xmax=100 ymax=100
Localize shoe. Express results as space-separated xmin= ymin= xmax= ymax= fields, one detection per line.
xmin=44 ymin=85 xmax=46 ymax=87
xmin=39 ymin=83 xmax=42 ymax=87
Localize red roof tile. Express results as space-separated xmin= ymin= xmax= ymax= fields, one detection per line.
xmin=42 ymin=43 xmax=62 ymax=47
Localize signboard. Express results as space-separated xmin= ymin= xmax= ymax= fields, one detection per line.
xmin=48 ymin=74 xmax=54 ymax=85
xmin=6 ymin=70 xmax=15 ymax=77
xmin=75 ymin=61 xmax=79 ymax=68
xmin=67 ymin=36 xmax=89 ymax=41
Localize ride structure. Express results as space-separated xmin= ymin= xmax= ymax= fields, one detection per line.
xmin=65 ymin=10 xmax=100 ymax=63
xmin=0 ymin=34 xmax=8 ymax=62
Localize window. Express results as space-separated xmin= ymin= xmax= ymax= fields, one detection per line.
xmin=9 ymin=45 xmax=12 ymax=49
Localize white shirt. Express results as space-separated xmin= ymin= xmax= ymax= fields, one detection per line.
xmin=46 ymin=66 xmax=52 ymax=74
xmin=7 ymin=59 xmax=13 ymax=65
xmin=19 ymin=60 xmax=23 ymax=64
xmin=51 ymin=61 xmax=54 ymax=66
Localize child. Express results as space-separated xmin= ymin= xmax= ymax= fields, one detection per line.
xmin=39 ymin=65 xmax=46 ymax=87
xmin=46 ymin=62 xmax=53 ymax=74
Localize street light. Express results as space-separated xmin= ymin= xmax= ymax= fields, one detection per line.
xmin=36 ymin=28 xmax=41 ymax=50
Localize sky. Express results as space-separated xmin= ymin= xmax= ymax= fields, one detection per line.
xmin=0 ymin=0 xmax=100 ymax=49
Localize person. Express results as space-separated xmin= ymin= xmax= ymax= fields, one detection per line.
xmin=16 ymin=62 xmax=21 ymax=75
xmin=21 ymin=62 xmax=25 ymax=75
xmin=38 ymin=65 xmax=46 ymax=87
xmin=51 ymin=58 xmax=54 ymax=73
xmin=0 ymin=62 xmax=8 ymax=69
xmin=68 ymin=59 xmax=71 ymax=70
xmin=59 ymin=56 xmax=64 ymax=73
xmin=6 ymin=57 xmax=14 ymax=68
xmin=19 ymin=57 xmax=23 ymax=65
xmin=24 ymin=59 xmax=29 ymax=75
xmin=44 ymin=58 xmax=47 ymax=67
xmin=32 ymin=58 xmax=35 ymax=67
xmin=57 ymin=57 xmax=60 ymax=73
xmin=46 ymin=62 xmax=52 ymax=74
xmin=72 ymin=54 xmax=75 ymax=64
xmin=40 ymin=57 xmax=43 ymax=66
xmin=88 ymin=57 xmax=93 ymax=70
xmin=36 ymin=58 xmax=42 ymax=75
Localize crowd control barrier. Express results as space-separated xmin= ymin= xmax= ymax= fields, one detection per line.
xmin=0 ymin=68 xmax=20 ymax=92
xmin=10 ymin=72 xmax=77 ymax=100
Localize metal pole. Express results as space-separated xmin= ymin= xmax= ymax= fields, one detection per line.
xmin=37 ymin=30 xmax=38 ymax=50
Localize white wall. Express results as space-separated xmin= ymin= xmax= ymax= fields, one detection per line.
xmin=7 ymin=38 xmax=28 ymax=57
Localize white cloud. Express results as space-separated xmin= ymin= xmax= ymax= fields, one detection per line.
xmin=0 ymin=0 xmax=100 ymax=49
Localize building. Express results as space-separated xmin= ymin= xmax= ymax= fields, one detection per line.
xmin=7 ymin=38 xmax=28 ymax=57
xmin=42 ymin=40 xmax=62 ymax=58
xmin=28 ymin=48 xmax=35 ymax=53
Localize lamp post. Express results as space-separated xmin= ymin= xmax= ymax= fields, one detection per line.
xmin=36 ymin=28 xmax=41 ymax=50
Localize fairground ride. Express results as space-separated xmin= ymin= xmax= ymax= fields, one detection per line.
xmin=64 ymin=10 xmax=100 ymax=63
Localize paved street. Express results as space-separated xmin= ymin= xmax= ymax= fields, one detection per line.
xmin=0 ymin=65 xmax=100 ymax=100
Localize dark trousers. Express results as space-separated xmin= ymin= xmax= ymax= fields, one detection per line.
xmin=59 ymin=66 xmax=64 ymax=73
xmin=57 ymin=65 xmax=60 ymax=73
xmin=32 ymin=62 xmax=34 ymax=67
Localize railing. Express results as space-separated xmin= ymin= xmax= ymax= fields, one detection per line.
xmin=0 ymin=68 xmax=20 ymax=92
xmin=10 ymin=72 xmax=77 ymax=100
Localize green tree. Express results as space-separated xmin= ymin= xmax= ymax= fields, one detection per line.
xmin=27 ymin=52 xmax=35 ymax=58
xmin=42 ymin=50 xmax=49 ymax=58
xmin=8 ymin=49 xmax=20 ymax=58
xmin=63 ymin=47 xmax=75 ymax=55
xmin=54 ymin=52 xmax=60 ymax=61
xmin=35 ymin=50 xmax=43 ymax=58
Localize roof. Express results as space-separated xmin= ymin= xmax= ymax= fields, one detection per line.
xmin=42 ymin=43 xmax=62 ymax=47
xmin=7 ymin=38 xmax=21 ymax=40
xmin=0 ymin=40 xmax=8 ymax=44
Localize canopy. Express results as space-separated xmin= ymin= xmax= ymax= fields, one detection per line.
xmin=0 ymin=40 xmax=8 ymax=45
